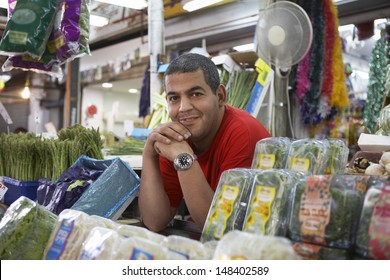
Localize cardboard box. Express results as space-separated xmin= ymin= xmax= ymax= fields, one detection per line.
xmin=357 ymin=133 xmax=390 ymax=152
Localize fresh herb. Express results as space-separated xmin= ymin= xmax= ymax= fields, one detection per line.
xmin=252 ymin=137 xmax=291 ymax=169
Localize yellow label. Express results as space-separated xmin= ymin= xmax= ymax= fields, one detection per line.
xmin=255 ymin=58 xmax=271 ymax=86
xmin=256 ymin=154 xmax=276 ymax=169
xmin=206 ymin=184 xmax=239 ymax=239
xmin=244 ymin=185 xmax=276 ymax=234
xmin=290 ymin=157 xmax=310 ymax=172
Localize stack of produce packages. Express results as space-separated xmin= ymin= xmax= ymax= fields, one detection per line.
xmin=201 ymin=137 xmax=390 ymax=259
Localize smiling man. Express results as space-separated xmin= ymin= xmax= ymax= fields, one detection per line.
xmin=138 ymin=53 xmax=270 ymax=232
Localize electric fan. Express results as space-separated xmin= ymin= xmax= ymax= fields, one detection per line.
xmin=255 ymin=1 xmax=313 ymax=137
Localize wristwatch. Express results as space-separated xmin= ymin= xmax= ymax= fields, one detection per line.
xmin=173 ymin=153 xmax=197 ymax=171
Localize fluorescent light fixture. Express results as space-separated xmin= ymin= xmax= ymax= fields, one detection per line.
xmin=128 ymin=88 xmax=138 ymax=94
xmin=0 ymin=0 xmax=7 ymax=9
xmin=90 ymin=14 xmax=109 ymax=27
xmin=182 ymin=0 xmax=223 ymax=12
xmin=95 ymin=0 xmax=147 ymax=10
xmin=233 ymin=43 xmax=254 ymax=52
xmin=102 ymin=82 xmax=113 ymax=88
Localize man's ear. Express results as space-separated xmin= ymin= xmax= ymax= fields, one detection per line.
xmin=216 ymin=84 xmax=227 ymax=105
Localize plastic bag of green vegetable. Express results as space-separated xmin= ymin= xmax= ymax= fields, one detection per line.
xmin=285 ymin=138 xmax=331 ymax=174
xmin=355 ymin=179 xmax=390 ymax=259
xmin=251 ymin=137 xmax=291 ymax=169
xmin=288 ymin=175 xmax=363 ymax=249
xmin=201 ymin=168 xmax=254 ymax=242
xmin=292 ymin=242 xmax=351 ymax=260
xmin=0 ymin=196 xmax=57 ymax=259
xmin=243 ymin=169 xmax=299 ymax=237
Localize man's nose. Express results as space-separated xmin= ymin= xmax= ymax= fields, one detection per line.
xmin=179 ymin=97 xmax=193 ymax=112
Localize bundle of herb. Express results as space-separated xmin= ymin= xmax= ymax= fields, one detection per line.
xmin=327 ymin=139 xmax=349 ymax=174
xmin=243 ymin=169 xmax=298 ymax=237
xmin=201 ymin=168 xmax=254 ymax=242
xmin=252 ymin=137 xmax=291 ymax=169
xmin=226 ymin=70 xmax=258 ymax=109
xmin=285 ymin=138 xmax=331 ymax=174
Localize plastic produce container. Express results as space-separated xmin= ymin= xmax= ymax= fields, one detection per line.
xmin=2 ymin=177 xmax=40 ymax=206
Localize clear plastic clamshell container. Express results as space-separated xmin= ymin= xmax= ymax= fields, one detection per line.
xmin=201 ymin=168 xmax=254 ymax=242
xmin=285 ymin=138 xmax=331 ymax=174
xmin=242 ymin=169 xmax=299 ymax=237
xmin=327 ymin=139 xmax=349 ymax=174
xmin=355 ymin=178 xmax=390 ymax=259
xmin=251 ymin=137 xmax=291 ymax=169
xmin=288 ymin=175 xmax=363 ymax=249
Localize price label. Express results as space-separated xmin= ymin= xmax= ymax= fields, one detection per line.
xmin=0 ymin=182 xmax=8 ymax=200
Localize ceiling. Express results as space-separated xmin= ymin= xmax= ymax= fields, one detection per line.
xmin=0 ymin=0 xmax=389 ymax=99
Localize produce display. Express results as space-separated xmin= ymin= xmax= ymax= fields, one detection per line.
xmin=288 ymin=175 xmax=363 ymax=249
xmin=201 ymin=168 xmax=254 ymax=242
xmin=0 ymin=196 xmax=57 ymax=260
xmin=251 ymin=137 xmax=291 ymax=169
xmin=213 ymin=230 xmax=300 ymax=260
xmin=243 ymin=169 xmax=299 ymax=237
xmin=355 ymin=180 xmax=390 ymax=259
xmin=162 ymin=235 xmax=211 ymax=260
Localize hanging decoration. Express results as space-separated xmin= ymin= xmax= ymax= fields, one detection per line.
xmin=362 ymin=38 xmax=390 ymax=133
xmin=294 ymin=0 xmax=349 ymax=127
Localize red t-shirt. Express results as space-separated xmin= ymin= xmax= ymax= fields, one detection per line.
xmin=159 ymin=105 xmax=271 ymax=208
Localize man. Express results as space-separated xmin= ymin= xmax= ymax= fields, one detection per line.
xmin=139 ymin=53 xmax=270 ymax=232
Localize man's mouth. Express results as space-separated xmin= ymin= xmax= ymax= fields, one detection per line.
xmin=178 ymin=115 xmax=198 ymax=125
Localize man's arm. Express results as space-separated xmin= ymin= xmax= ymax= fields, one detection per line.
xmin=138 ymin=122 xmax=191 ymax=232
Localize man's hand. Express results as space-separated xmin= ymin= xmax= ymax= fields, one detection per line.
xmin=145 ymin=121 xmax=192 ymax=158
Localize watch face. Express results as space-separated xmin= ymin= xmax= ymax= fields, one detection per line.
xmin=174 ymin=153 xmax=194 ymax=171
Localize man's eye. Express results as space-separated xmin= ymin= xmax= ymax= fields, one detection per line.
xmin=168 ymin=96 xmax=178 ymax=102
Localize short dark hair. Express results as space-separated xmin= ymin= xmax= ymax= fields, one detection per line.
xmin=164 ymin=53 xmax=220 ymax=93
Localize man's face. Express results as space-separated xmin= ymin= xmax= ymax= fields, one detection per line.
xmin=165 ymin=70 xmax=225 ymax=143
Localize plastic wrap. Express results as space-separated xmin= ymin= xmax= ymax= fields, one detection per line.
xmin=117 ymin=224 xmax=165 ymax=244
xmin=243 ymin=169 xmax=298 ymax=237
xmin=285 ymin=138 xmax=331 ymax=174
xmin=70 ymin=156 xmax=140 ymax=219
xmin=293 ymin=242 xmax=351 ymax=260
xmin=78 ymin=227 xmax=122 ymax=260
xmin=356 ymin=179 xmax=390 ymax=259
xmin=162 ymin=235 xmax=208 ymax=260
xmin=213 ymin=230 xmax=300 ymax=260
xmin=0 ymin=196 xmax=57 ymax=259
xmin=377 ymin=104 xmax=390 ymax=136
xmin=327 ymin=139 xmax=349 ymax=174
xmin=116 ymin=236 xmax=187 ymax=260
xmin=44 ymin=209 xmax=118 ymax=260
xmin=288 ymin=175 xmax=363 ymax=249
xmin=201 ymin=168 xmax=254 ymax=242
xmin=251 ymin=137 xmax=291 ymax=169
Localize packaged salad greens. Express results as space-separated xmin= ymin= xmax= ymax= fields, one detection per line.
xmin=285 ymin=138 xmax=331 ymax=174
xmin=117 ymin=224 xmax=165 ymax=244
xmin=251 ymin=137 xmax=291 ymax=169
xmin=201 ymin=168 xmax=254 ymax=242
xmin=0 ymin=196 xmax=57 ymax=259
xmin=288 ymin=175 xmax=363 ymax=249
xmin=242 ymin=169 xmax=298 ymax=237
xmin=213 ymin=230 xmax=300 ymax=260
xmin=355 ymin=179 xmax=390 ymax=259
xmin=326 ymin=139 xmax=349 ymax=174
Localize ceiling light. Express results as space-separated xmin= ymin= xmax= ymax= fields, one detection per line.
xmin=0 ymin=1 xmax=7 ymax=9
xmin=182 ymin=0 xmax=223 ymax=12
xmin=95 ymin=0 xmax=147 ymax=10
xmin=90 ymin=14 xmax=109 ymax=27
xmin=233 ymin=43 xmax=254 ymax=52
xmin=102 ymin=82 xmax=113 ymax=88
xmin=128 ymin=88 xmax=138 ymax=94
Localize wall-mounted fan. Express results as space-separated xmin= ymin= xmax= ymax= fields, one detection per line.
xmin=255 ymin=1 xmax=312 ymax=137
